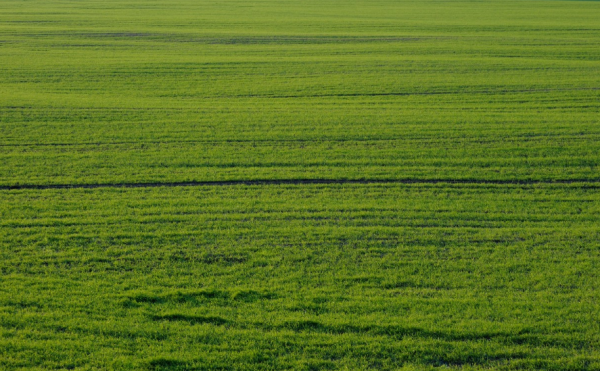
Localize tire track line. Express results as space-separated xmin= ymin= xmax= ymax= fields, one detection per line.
xmin=2 ymin=178 xmax=600 ymax=190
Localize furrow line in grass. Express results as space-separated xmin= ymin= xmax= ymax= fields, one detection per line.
xmin=2 ymin=133 xmax=599 ymax=147
xmin=0 ymin=88 xmax=597 ymax=108
xmin=3 ymin=178 xmax=600 ymax=190
xmin=232 ymin=87 xmax=600 ymax=99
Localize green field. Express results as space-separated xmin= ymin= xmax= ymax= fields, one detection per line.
xmin=1 ymin=0 xmax=600 ymax=369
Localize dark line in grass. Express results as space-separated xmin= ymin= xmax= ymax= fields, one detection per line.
xmin=150 ymin=313 xmax=229 ymax=326
xmin=2 ymin=178 xmax=600 ymax=190
xmin=1 ymin=88 xmax=597 ymax=109
xmin=2 ymin=132 xmax=598 ymax=148
xmin=248 ymin=87 xmax=600 ymax=99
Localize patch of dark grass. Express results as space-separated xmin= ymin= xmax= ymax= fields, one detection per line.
xmin=146 ymin=358 xmax=187 ymax=371
xmin=168 ymin=289 xmax=230 ymax=303
xmin=121 ymin=288 xmax=275 ymax=307
xmin=125 ymin=291 xmax=165 ymax=304
xmin=198 ymin=252 xmax=248 ymax=265
xmin=278 ymin=320 xmax=552 ymax=346
xmin=150 ymin=313 xmax=229 ymax=326
xmin=231 ymin=289 xmax=277 ymax=302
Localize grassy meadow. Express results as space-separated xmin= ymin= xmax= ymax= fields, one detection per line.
xmin=1 ymin=0 xmax=600 ymax=369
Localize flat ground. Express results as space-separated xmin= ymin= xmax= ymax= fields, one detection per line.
xmin=1 ymin=0 xmax=599 ymax=370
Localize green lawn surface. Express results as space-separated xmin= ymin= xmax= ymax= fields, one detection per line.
xmin=1 ymin=0 xmax=599 ymax=369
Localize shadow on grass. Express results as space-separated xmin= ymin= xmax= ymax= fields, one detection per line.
xmin=122 ymin=288 xmax=276 ymax=307
xmin=278 ymin=319 xmax=565 ymax=347
xmin=150 ymin=313 xmax=229 ymax=326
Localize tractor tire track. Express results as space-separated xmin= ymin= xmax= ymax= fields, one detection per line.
xmin=2 ymin=178 xmax=600 ymax=190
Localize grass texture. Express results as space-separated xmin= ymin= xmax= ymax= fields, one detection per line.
xmin=1 ymin=0 xmax=600 ymax=369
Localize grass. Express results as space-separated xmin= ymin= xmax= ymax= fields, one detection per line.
xmin=1 ymin=0 xmax=600 ymax=369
